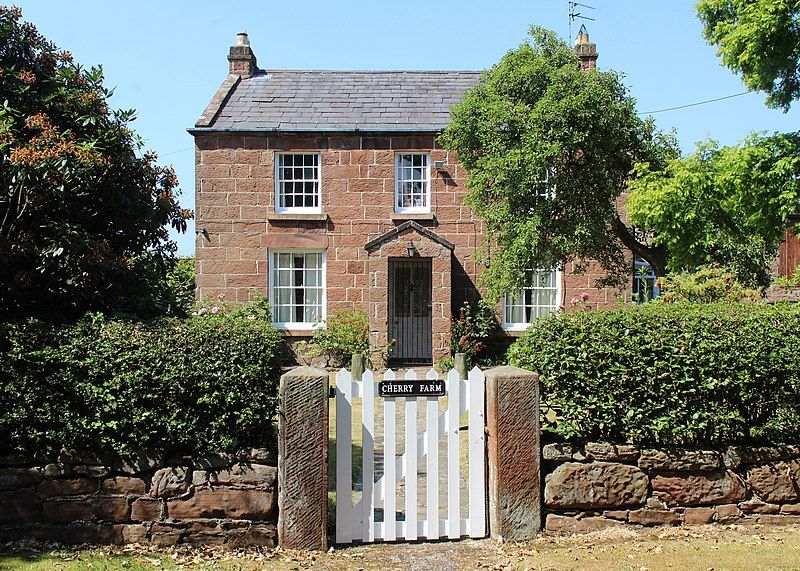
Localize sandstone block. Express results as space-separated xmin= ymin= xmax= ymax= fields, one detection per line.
xmin=42 ymin=499 xmax=93 ymax=523
xmin=629 ymin=508 xmax=681 ymax=526
xmin=585 ymin=442 xmax=639 ymax=462
xmin=543 ymin=443 xmax=576 ymax=462
xmin=545 ymin=514 xmax=623 ymax=533
xmin=206 ymin=463 xmax=277 ymax=489
xmin=650 ymin=470 xmax=745 ymax=506
xmin=121 ymin=523 xmax=150 ymax=544
xmin=112 ymin=454 xmax=163 ymax=474
xmin=602 ymin=510 xmax=629 ymax=521
xmin=38 ymin=478 xmax=98 ymax=498
xmin=0 ymin=467 xmax=42 ymax=491
xmin=42 ymin=463 xmax=70 ymax=478
xmin=746 ymin=462 xmax=798 ymax=503
xmin=278 ymin=366 xmax=329 ymax=550
xmin=638 ymin=449 xmax=720 ymax=471
xmin=131 ymin=498 xmax=163 ymax=522
xmin=0 ymin=488 xmax=41 ymax=523
xmin=168 ymin=488 xmax=276 ymax=520
xmin=73 ymin=465 xmax=110 ymax=478
xmin=101 ymin=476 xmax=146 ymax=495
xmin=545 ymin=462 xmax=648 ymax=509
xmin=739 ymin=498 xmax=781 ymax=514
xmin=731 ymin=446 xmax=800 ymax=466
xmin=714 ymin=503 xmax=741 ymax=522
xmin=92 ymin=497 xmax=131 ymax=522
xmin=150 ymin=467 xmax=190 ymax=498
xmin=683 ymin=507 xmax=714 ymax=524
xmin=780 ymin=503 xmax=800 ymax=514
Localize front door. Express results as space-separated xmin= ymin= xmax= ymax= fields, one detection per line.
xmin=388 ymin=258 xmax=432 ymax=364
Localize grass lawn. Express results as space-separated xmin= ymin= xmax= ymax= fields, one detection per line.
xmin=3 ymin=524 xmax=800 ymax=570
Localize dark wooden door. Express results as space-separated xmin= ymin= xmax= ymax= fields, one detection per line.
xmin=388 ymin=259 xmax=432 ymax=364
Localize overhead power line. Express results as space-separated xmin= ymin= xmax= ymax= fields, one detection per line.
xmin=160 ymin=146 xmax=193 ymax=157
xmin=638 ymin=91 xmax=750 ymax=115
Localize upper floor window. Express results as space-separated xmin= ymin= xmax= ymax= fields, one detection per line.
xmin=269 ymin=250 xmax=326 ymax=329
xmin=395 ymin=153 xmax=430 ymax=213
xmin=503 ymin=269 xmax=560 ymax=330
xmin=275 ymin=153 xmax=321 ymax=213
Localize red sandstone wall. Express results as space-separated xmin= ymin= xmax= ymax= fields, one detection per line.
xmin=193 ymin=131 xmax=629 ymax=351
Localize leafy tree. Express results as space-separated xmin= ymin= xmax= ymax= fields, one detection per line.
xmin=697 ymin=0 xmax=800 ymax=111
xmin=440 ymin=26 xmax=678 ymax=299
xmin=628 ymin=133 xmax=800 ymax=287
xmin=0 ymin=6 xmax=191 ymax=319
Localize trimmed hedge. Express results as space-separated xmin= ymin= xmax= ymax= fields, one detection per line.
xmin=0 ymin=313 xmax=286 ymax=456
xmin=507 ymin=302 xmax=800 ymax=446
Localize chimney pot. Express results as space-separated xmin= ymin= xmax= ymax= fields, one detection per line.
xmin=573 ymin=25 xmax=598 ymax=72
xmin=228 ymin=32 xmax=258 ymax=78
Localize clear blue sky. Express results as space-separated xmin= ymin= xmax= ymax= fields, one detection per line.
xmin=14 ymin=0 xmax=799 ymax=255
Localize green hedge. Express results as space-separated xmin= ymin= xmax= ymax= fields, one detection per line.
xmin=507 ymin=302 xmax=800 ymax=446
xmin=0 ymin=313 xmax=286 ymax=456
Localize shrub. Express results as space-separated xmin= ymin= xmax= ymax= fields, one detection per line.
xmin=439 ymin=300 xmax=500 ymax=371
xmin=656 ymin=266 xmax=761 ymax=303
xmin=507 ymin=302 xmax=800 ymax=446
xmin=774 ymin=266 xmax=800 ymax=288
xmin=0 ymin=309 xmax=286 ymax=456
xmin=303 ymin=309 xmax=392 ymax=367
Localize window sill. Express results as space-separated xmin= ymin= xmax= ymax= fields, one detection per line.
xmin=267 ymin=212 xmax=328 ymax=221
xmin=502 ymin=328 xmax=530 ymax=337
xmin=277 ymin=328 xmax=318 ymax=337
xmin=390 ymin=212 xmax=436 ymax=222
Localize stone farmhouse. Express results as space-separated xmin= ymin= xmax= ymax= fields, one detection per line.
xmin=190 ymin=32 xmax=800 ymax=365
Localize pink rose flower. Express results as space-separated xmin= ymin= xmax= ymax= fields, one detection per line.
xmin=581 ymin=291 xmax=590 ymax=302
xmin=197 ymin=307 xmax=208 ymax=316
xmin=211 ymin=306 xmax=220 ymax=314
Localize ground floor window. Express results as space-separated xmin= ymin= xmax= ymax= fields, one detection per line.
xmin=269 ymin=250 xmax=325 ymax=328
xmin=633 ymin=256 xmax=659 ymax=302
xmin=503 ymin=269 xmax=560 ymax=330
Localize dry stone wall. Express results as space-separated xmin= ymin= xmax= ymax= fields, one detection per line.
xmin=543 ymin=442 xmax=800 ymax=532
xmin=0 ymin=450 xmax=277 ymax=546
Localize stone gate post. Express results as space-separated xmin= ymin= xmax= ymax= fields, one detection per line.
xmin=485 ymin=366 xmax=541 ymax=541
xmin=278 ymin=366 xmax=329 ymax=550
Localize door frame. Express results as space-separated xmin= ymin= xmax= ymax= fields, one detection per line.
xmin=388 ymin=257 xmax=433 ymax=365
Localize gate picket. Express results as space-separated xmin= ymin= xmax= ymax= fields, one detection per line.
xmin=335 ymin=368 xmax=353 ymax=544
xmin=362 ymin=370 xmax=375 ymax=543
xmin=467 ymin=366 xmax=487 ymax=538
xmin=335 ymin=366 xmax=487 ymax=544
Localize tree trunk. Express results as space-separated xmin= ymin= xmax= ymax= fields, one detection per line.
xmin=612 ymin=215 xmax=667 ymax=277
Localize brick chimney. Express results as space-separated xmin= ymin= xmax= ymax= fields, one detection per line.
xmin=574 ymin=25 xmax=598 ymax=71
xmin=228 ymin=32 xmax=258 ymax=78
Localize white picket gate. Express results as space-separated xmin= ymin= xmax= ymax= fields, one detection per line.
xmin=335 ymin=366 xmax=487 ymax=544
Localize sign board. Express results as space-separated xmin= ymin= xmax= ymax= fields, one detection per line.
xmin=378 ymin=379 xmax=445 ymax=398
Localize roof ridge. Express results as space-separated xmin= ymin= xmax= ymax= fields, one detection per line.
xmin=258 ymin=69 xmax=483 ymax=74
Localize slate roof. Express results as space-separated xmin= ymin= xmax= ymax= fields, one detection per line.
xmin=193 ymin=69 xmax=482 ymax=132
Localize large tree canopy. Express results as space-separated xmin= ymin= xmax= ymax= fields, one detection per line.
xmin=440 ymin=26 xmax=677 ymax=299
xmin=697 ymin=0 xmax=800 ymax=111
xmin=0 ymin=7 xmax=191 ymax=318
xmin=628 ymin=133 xmax=800 ymax=287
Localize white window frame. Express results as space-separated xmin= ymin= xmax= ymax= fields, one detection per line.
xmin=394 ymin=152 xmax=431 ymax=213
xmin=274 ymin=152 xmax=322 ymax=214
xmin=269 ymin=249 xmax=327 ymax=330
xmin=503 ymin=269 xmax=562 ymax=331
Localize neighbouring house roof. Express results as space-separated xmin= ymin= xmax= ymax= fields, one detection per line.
xmin=192 ymin=70 xmax=482 ymax=132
